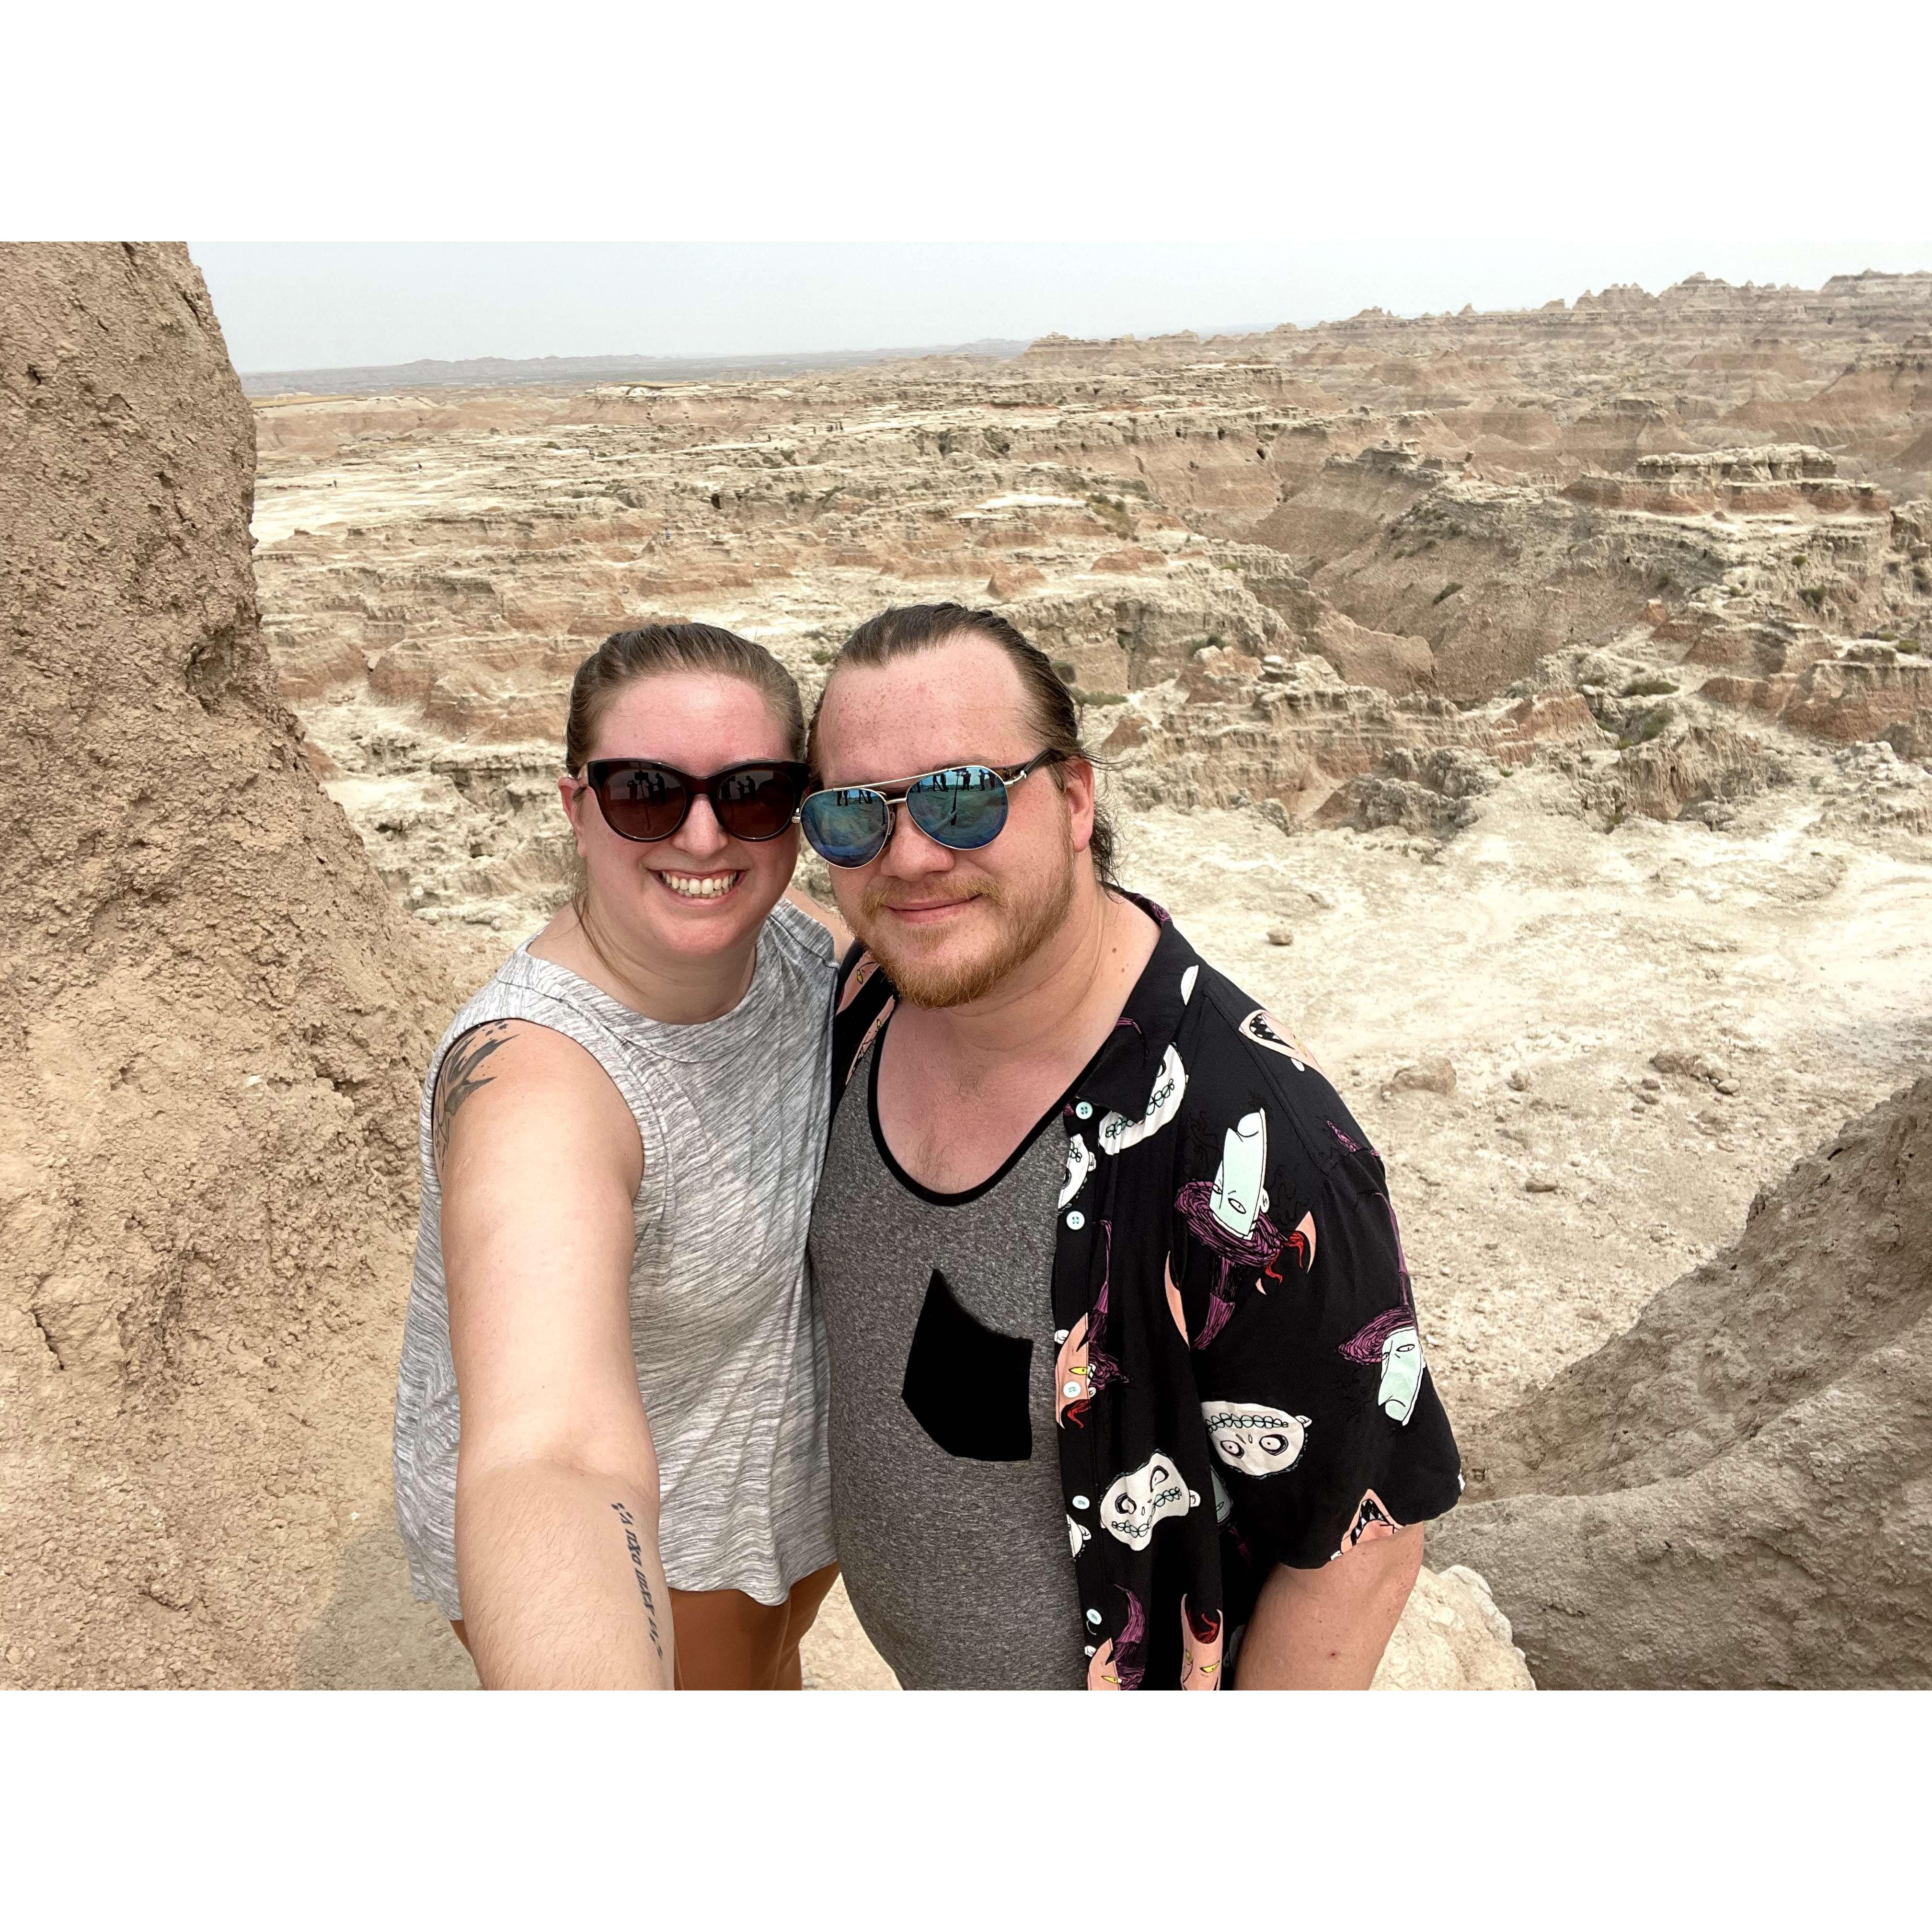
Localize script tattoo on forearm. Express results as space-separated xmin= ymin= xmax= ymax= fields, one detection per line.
xmin=433 ymin=1022 xmax=513 ymax=1172
xmin=610 ymin=1501 xmax=664 ymax=1661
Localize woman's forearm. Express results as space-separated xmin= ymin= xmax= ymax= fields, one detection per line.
xmin=455 ymin=1458 xmax=674 ymax=1689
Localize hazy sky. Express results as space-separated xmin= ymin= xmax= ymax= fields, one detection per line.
xmin=193 ymin=240 xmax=1932 ymax=376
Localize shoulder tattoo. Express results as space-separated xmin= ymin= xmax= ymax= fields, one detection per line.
xmin=433 ymin=1022 xmax=515 ymax=1173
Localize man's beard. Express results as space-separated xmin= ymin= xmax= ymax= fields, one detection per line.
xmin=854 ymin=832 xmax=1076 ymax=1010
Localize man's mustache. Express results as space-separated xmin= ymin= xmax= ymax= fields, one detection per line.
xmin=859 ymin=878 xmax=1002 ymax=919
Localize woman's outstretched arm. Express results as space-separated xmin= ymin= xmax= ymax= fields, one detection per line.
xmin=436 ymin=1020 xmax=674 ymax=1689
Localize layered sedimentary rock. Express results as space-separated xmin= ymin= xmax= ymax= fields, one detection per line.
xmin=1430 ymin=1078 xmax=1932 ymax=1689
xmin=246 ymin=271 xmax=1932 ymax=935
xmin=0 ymin=244 xmax=466 ymax=1688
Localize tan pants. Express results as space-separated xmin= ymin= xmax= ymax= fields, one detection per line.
xmin=450 ymin=1561 xmax=840 ymax=1691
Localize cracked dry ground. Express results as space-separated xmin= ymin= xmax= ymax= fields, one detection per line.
xmin=251 ymin=272 xmax=1932 ymax=1683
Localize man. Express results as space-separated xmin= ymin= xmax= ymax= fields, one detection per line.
xmin=802 ymin=604 xmax=1461 ymax=1690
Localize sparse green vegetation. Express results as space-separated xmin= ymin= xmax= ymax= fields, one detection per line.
xmin=1433 ymin=582 xmax=1463 ymax=605
xmin=1075 ymin=690 xmax=1128 ymax=706
xmin=1799 ymin=585 xmax=1827 ymax=611
xmin=1619 ymin=676 xmax=1680 ymax=698
xmin=1185 ymin=633 xmax=1228 ymax=657
xmin=811 ymin=647 xmax=838 ymax=666
xmin=1052 ymin=660 xmax=1078 ymax=685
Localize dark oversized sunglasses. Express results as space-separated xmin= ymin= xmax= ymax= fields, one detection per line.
xmin=798 ymin=751 xmax=1065 ymax=869
xmin=578 ymin=758 xmax=810 ymax=844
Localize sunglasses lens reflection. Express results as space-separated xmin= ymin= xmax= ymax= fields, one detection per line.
xmin=713 ymin=767 xmax=805 ymax=841
xmin=596 ymin=765 xmax=690 ymax=841
xmin=905 ymin=767 xmax=1008 ymax=851
xmin=800 ymin=789 xmax=891 ymax=866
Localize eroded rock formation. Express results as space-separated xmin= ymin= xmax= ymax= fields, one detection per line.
xmin=0 ymin=243 xmax=467 ymax=1687
xmin=244 ymin=272 xmax=1932 ymax=935
xmin=1430 ymin=1078 xmax=1932 ymax=1689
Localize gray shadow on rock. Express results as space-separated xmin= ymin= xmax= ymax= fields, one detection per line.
xmin=295 ymin=1519 xmax=477 ymax=1689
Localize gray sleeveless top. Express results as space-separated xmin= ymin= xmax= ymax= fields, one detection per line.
xmin=392 ymin=897 xmax=838 ymax=1615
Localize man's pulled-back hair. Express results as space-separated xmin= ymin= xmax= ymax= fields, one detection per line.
xmin=565 ymin=621 xmax=805 ymax=774
xmin=811 ymin=603 xmax=1117 ymax=885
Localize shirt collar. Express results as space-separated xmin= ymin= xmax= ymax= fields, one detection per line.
xmin=1070 ymin=894 xmax=1201 ymax=1120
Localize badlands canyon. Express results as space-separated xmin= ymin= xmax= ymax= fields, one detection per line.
xmin=254 ymin=269 xmax=1932 ymax=1688
xmin=4 ymin=245 xmax=1928 ymax=1686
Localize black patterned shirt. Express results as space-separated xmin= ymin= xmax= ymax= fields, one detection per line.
xmin=830 ymin=895 xmax=1462 ymax=1689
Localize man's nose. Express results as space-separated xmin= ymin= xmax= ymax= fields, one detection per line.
xmin=876 ymin=806 xmax=955 ymax=880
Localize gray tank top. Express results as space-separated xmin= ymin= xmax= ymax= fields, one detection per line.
xmin=393 ymin=898 xmax=838 ymax=1615
xmin=808 ymin=1023 xmax=1089 ymax=1688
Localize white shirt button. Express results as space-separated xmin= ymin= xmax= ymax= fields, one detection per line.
xmin=1071 ymin=1495 xmax=1089 ymax=1509
xmin=1086 ymin=1608 xmax=1102 ymax=1625
xmin=1074 ymin=1101 xmax=1093 ymax=1120
xmin=1066 ymin=1210 xmax=1085 ymax=1230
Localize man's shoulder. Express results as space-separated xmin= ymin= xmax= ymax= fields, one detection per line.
xmin=1171 ymin=955 xmax=1370 ymax=1173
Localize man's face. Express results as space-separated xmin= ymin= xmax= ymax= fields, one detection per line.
xmin=812 ymin=635 xmax=1092 ymax=1008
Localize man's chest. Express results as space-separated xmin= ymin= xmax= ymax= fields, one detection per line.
xmin=873 ymin=1034 xmax=1079 ymax=1197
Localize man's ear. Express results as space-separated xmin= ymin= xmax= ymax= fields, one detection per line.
xmin=1059 ymin=756 xmax=1097 ymax=850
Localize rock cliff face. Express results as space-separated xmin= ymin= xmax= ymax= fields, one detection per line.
xmin=0 ymin=244 xmax=466 ymax=1687
xmin=1430 ymin=1077 xmax=1932 ymax=1689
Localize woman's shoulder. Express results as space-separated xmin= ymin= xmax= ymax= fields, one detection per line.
xmin=764 ymin=893 xmax=840 ymax=977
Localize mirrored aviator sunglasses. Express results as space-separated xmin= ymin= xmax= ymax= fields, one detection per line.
xmin=798 ymin=751 xmax=1063 ymax=868
xmin=581 ymin=759 xmax=810 ymax=843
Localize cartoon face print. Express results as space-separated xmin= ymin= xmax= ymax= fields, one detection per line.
xmin=1238 ymin=1007 xmax=1318 ymax=1072
xmin=1178 ymin=1597 xmax=1223 ymax=1691
xmin=1201 ymin=1400 xmax=1310 ymax=1477
xmin=1068 ymin=1514 xmax=1091 ymax=1559
xmin=1181 ymin=964 xmax=1199 ymax=1003
xmin=1054 ymin=1315 xmax=1091 ymax=1427
xmin=1378 ymin=1324 xmax=1425 ymax=1424
xmin=1209 ymin=1109 xmax=1268 ymax=1239
xmin=1339 ymin=1305 xmax=1424 ymax=1425
xmin=1059 ymin=1131 xmax=1096 ymax=1208
xmin=1209 ymin=1463 xmax=1233 ymax=1524
xmin=1100 ymin=1450 xmax=1198 ymax=1549
xmin=1098 ymin=1045 xmax=1186 ymax=1156
xmin=1340 ymin=1488 xmax=1402 ymax=1554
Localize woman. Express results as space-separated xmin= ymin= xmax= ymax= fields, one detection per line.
xmin=393 ymin=623 xmax=846 ymax=1688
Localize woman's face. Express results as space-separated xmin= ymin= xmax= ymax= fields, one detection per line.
xmin=562 ymin=671 xmax=800 ymax=964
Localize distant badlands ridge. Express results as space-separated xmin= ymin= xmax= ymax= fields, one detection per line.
xmin=241 ymin=270 xmax=1932 ymax=399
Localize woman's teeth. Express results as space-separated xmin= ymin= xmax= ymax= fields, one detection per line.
xmin=659 ymin=870 xmax=741 ymax=900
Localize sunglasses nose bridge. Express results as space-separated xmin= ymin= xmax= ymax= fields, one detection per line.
xmin=672 ymin=784 xmax=732 ymax=852
xmin=878 ymin=794 xmax=966 ymax=874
